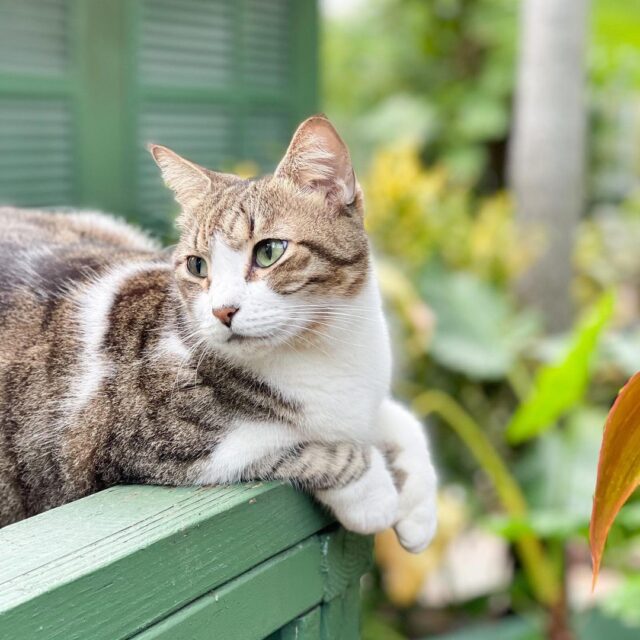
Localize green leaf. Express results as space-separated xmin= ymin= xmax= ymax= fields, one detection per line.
xmin=421 ymin=270 xmax=536 ymax=380
xmin=485 ymin=510 xmax=587 ymax=543
xmin=506 ymin=291 xmax=615 ymax=444
xmin=487 ymin=407 xmax=605 ymax=545
xmin=517 ymin=407 xmax=607 ymax=520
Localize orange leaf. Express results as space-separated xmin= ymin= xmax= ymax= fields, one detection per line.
xmin=590 ymin=372 xmax=640 ymax=587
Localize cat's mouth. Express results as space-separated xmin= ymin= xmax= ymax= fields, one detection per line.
xmin=227 ymin=332 xmax=269 ymax=343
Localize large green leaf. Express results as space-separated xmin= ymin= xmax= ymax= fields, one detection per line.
xmin=488 ymin=407 xmax=606 ymax=542
xmin=484 ymin=510 xmax=586 ymax=542
xmin=421 ymin=269 xmax=536 ymax=380
xmin=506 ymin=291 xmax=615 ymax=444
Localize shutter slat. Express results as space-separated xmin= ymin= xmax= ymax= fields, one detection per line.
xmin=0 ymin=97 xmax=75 ymax=206
xmin=139 ymin=0 xmax=235 ymax=90
xmin=0 ymin=0 xmax=69 ymax=75
xmin=136 ymin=102 xmax=235 ymax=221
xmin=243 ymin=0 xmax=292 ymax=91
xmin=243 ymin=110 xmax=291 ymax=170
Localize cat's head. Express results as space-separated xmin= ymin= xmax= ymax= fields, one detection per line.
xmin=150 ymin=115 xmax=372 ymax=356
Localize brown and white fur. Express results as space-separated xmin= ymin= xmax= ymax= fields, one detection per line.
xmin=0 ymin=116 xmax=436 ymax=552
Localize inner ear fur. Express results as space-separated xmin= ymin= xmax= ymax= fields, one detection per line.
xmin=275 ymin=115 xmax=358 ymax=207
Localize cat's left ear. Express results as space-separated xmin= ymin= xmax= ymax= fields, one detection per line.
xmin=275 ymin=115 xmax=359 ymax=208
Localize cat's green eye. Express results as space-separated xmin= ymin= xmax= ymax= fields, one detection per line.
xmin=186 ymin=256 xmax=208 ymax=278
xmin=254 ymin=239 xmax=287 ymax=268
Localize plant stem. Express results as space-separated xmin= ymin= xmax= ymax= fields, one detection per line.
xmin=507 ymin=360 xmax=533 ymax=402
xmin=413 ymin=389 xmax=561 ymax=607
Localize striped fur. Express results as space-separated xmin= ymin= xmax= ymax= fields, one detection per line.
xmin=0 ymin=117 xmax=437 ymax=550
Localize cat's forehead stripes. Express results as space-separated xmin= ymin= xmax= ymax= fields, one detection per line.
xmin=186 ymin=180 xmax=256 ymax=254
xmin=175 ymin=173 xmax=371 ymax=299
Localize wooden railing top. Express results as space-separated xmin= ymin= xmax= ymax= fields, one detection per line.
xmin=0 ymin=482 xmax=372 ymax=640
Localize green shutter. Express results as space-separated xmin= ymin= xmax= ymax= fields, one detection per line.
xmin=0 ymin=0 xmax=76 ymax=207
xmin=0 ymin=0 xmax=70 ymax=75
xmin=132 ymin=0 xmax=315 ymax=234
xmin=136 ymin=103 xmax=236 ymax=227
xmin=243 ymin=0 xmax=292 ymax=92
xmin=0 ymin=0 xmax=318 ymax=234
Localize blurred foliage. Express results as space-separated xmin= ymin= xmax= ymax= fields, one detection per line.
xmin=420 ymin=270 xmax=536 ymax=380
xmin=602 ymin=577 xmax=640 ymax=627
xmin=591 ymin=0 xmax=640 ymax=89
xmin=575 ymin=195 xmax=640 ymax=304
xmin=322 ymin=0 xmax=640 ymax=637
xmin=507 ymin=293 xmax=614 ymax=444
xmin=376 ymin=491 xmax=468 ymax=607
xmin=364 ymin=146 xmax=537 ymax=284
xmin=324 ymin=0 xmax=517 ymax=186
xmin=364 ymin=144 xmax=635 ymax=637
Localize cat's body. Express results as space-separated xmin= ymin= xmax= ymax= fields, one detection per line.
xmin=0 ymin=117 xmax=436 ymax=552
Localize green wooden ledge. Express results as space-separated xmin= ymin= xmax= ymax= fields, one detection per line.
xmin=0 ymin=483 xmax=373 ymax=640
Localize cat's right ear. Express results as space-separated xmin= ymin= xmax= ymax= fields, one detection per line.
xmin=148 ymin=144 xmax=212 ymax=211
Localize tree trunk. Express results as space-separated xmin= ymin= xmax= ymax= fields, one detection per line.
xmin=509 ymin=0 xmax=590 ymax=332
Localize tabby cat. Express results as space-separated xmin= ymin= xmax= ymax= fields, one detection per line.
xmin=0 ymin=116 xmax=436 ymax=552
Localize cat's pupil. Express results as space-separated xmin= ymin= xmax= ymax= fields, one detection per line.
xmin=264 ymin=243 xmax=272 ymax=260
xmin=195 ymin=258 xmax=202 ymax=273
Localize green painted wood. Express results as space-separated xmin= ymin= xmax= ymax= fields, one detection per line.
xmin=0 ymin=74 xmax=72 ymax=95
xmin=270 ymin=606 xmax=322 ymax=640
xmin=320 ymin=528 xmax=373 ymax=600
xmin=263 ymin=530 xmax=372 ymax=640
xmin=74 ymin=0 xmax=132 ymax=214
xmin=320 ymin=581 xmax=362 ymax=640
xmin=132 ymin=539 xmax=324 ymax=640
xmin=0 ymin=482 xmax=332 ymax=640
xmin=314 ymin=530 xmax=368 ymax=640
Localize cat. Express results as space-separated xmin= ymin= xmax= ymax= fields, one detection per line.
xmin=0 ymin=115 xmax=436 ymax=552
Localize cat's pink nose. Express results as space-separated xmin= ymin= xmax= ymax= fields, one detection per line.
xmin=212 ymin=306 xmax=239 ymax=327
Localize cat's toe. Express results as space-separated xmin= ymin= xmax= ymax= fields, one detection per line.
xmin=316 ymin=448 xmax=399 ymax=534
xmin=395 ymin=504 xmax=437 ymax=553
xmin=335 ymin=480 xmax=398 ymax=534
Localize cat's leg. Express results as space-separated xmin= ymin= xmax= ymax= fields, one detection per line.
xmin=311 ymin=444 xmax=400 ymax=535
xmin=191 ymin=422 xmax=399 ymax=535
xmin=376 ymin=398 xmax=437 ymax=553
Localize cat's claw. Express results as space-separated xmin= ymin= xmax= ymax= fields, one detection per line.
xmin=316 ymin=448 xmax=399 ymax=534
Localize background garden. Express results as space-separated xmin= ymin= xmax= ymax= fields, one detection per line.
xmin=320 ymin=0 xmax=640 ymax=638
xmin=1 ymin=0 xmax=640 ymax=637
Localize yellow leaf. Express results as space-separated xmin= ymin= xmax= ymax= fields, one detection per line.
xmin=590 ymin=372 xmax=640 ymax=587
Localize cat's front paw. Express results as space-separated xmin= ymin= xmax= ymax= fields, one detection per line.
xmin=393 ymin=465 xmax=437 ymax=553
xmin=377 ymin=398 xmax=438 ymax=553
xmin=316 ymin=448 xmax=399 ymax=534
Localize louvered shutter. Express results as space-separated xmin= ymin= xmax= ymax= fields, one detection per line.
xmin=0 ymin=0 xmax=317 ymax=234
xmin=133 ymin=0 xmax=312 ymax=233
xmin=0 ymin=0 xmax=76 ymax=207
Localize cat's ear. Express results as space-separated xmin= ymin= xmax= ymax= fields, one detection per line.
xmin=148 ymin=144 xmax=213 ymax=211
xmin=275 ymin=115 xmax=358 ymax=207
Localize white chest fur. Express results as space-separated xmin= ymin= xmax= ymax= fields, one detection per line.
xmin=243 ymin=279 xmax=392 ymax=443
